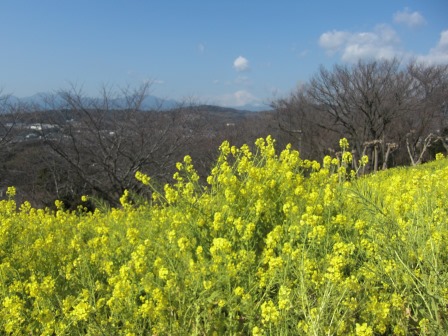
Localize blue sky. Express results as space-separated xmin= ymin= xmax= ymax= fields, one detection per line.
xmin=1 ymin=1 xmax=447 ymax=108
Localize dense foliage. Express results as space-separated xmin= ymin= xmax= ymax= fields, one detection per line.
xmin=1 ymin=137 xmax=447 ymax=335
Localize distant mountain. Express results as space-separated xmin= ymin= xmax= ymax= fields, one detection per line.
xmin=4 ymin=93 xmax=272 ymax=113
xmin=193 ymin=105 xmax=254 ymax=116
xmin=228 ymin=102 xmax=272 ymax=112
xmin=140 ymin=95 xmax=179 ymax=110
xmin=5 ymin=93 xmax=178 ymax=111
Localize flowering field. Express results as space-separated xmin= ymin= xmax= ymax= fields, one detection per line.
xmin=1 ymin=137 xmax=447 ymax=335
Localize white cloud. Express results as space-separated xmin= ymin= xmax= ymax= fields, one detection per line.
xmin=319 ymin=24 xmax=402 ymax=62
xmin=214 ymin=90 xmax=259 ymax=107
xmin=233 ymin=56 xmax=249 ymax=72
xmin=319 ymin=30 xmax=351 ymax=53
xmin=198 ymin=43 xmax=205 ymax=54
xmin=393 ymin=8 xmax=426 ymax=28
xmin=417 ymin=30 xmax=448 ymax=64
xmin=234 ymin=90 xmax=256 ymax=105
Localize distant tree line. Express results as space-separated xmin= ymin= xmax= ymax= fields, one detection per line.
xmin=0 ymin=58 xmax=447 ymax=208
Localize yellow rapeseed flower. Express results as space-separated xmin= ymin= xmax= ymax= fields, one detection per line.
xmin=355 ymin=323 xmax=373 ymax=336
xmin=6 ymin=186 xmax=16 ymax=197
xmin=339 ymin=138 xmax=349 ymax=150
xmin=261 ymin=300 xmax=280 ymax=325
xmin=135 ymin=171 xmax=151 ymax=185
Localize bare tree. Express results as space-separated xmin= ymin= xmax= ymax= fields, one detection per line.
xmin=272 ymin=84 xmax=339 ymax=159
xmin=0 ymin=92 xmax=18 ymax=147
xmin=0 ymin=92 xmax=26 ymax=197
xmin=41 ymin=83 xmax=195 ymax=206
xmin=306 ymin=59 xmax=413 ymax=160
xmin=399 ymin=61 xmax=448 ymax=164
xmin=274 ymin=59 xmax=448 ymax=169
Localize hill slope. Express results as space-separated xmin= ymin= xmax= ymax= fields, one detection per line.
xmin=1 ymin=138 xmax=447 ymax=334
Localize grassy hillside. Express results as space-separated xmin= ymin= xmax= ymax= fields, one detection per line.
xmin=1 ymin=137 xmax=447 ymax=335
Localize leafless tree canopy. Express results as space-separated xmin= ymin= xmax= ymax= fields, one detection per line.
xmin=0 ymin=92 xmax=19 ymax=147
xmin=274 ymin=59 xmax=448 ymax=169
xmin=1 ymin=82 xmax=277 ymax=208
xmin=37 ymin=83 xmax=199 ymax=206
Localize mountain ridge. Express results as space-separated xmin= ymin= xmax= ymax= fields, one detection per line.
xmin=5 ymin=93 xmax=271 ymax=113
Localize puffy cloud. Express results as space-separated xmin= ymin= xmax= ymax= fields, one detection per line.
xmin=319 ymin=30 xmax=351 ymax=53
xmin=393 ymin=8 xmax=426 ymax=28
xmin=320 ymin=22 xmax=448 ymax=66
xmin=233 ymin=90 xmax=256 ymax=105
xmin=233 ymin=56 xmax=249 ymax=72
xmin=319 ymin=24 xmax=401 ymax=62
xmin=214 ymin=90 xmax=259 ymax=107
xmin=417 ymin=30 xmax=448 ymax=64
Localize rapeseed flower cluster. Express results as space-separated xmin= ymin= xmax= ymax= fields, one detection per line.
xmin=0 ymin=136 xmax=447 ymax=334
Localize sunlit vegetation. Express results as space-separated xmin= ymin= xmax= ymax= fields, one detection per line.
xmin=1 ymin=137 xmax=447 ymax=335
